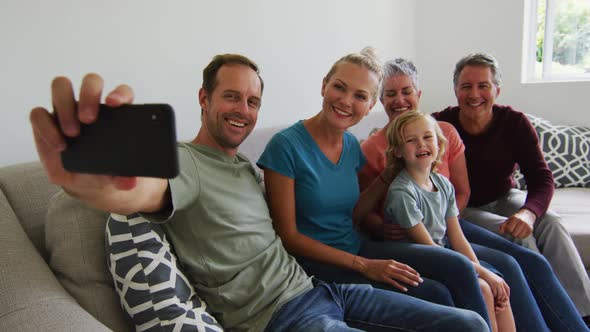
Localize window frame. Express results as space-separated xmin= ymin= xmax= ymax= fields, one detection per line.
xmin=523 ymin=0 xmax=590 ymax=83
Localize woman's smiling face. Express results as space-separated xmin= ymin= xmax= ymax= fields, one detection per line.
xmin=381 ymin=74 xmax=421 ymax=122
xmin=320 ymin=62 xmax=379 ymax=130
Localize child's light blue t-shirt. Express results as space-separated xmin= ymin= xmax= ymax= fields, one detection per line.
xmin=257 ymin=121 xmax=365 ymax=254
xmin=384 ymin=169 xmax=459 ymax=246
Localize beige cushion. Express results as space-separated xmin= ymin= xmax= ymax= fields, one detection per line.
xmin=45 ymin=190 xmax=132 ymax=331
xmin=0 ymin=188 xmax=108 ymax=331
xmin=0 ymin=162 xmax=59 ymax=258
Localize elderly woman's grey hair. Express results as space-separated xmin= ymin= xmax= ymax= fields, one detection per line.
xmin=380 ymin=58 xmax=419 ymax=101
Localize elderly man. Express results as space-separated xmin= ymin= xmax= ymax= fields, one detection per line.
xmin=433 ymin=53 xmax=590 ymax=327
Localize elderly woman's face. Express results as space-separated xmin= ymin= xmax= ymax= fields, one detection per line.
xmin=381 ymin=74 xmax=421 ymax=122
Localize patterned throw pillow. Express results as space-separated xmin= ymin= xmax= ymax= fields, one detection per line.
xmin=514 ymin=114 xmax=590 ymax=189
xmin=513 ymin=169 xmax=526 ymax=190
xmin=106 ymin=213 xmax=223 ymax=331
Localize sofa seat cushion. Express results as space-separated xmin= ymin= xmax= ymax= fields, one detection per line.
xmin=106 ymin=213 xmax=223 ymax=331
xmin=45 ymin=190 xmax=133 ymax=331
xmin=550 ymin=188 xmax=590 ymax=271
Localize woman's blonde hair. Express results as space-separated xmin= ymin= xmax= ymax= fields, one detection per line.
xmin=324 ymin=47 xmax=383 ymax=99
xmin=385 ymin=110 xmax=448 ymax=177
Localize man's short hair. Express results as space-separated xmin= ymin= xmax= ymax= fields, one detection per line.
xmin=453 ymin=53 xmax=502 ymax=88
xmin=202 ymin=54 xmax=264 ymax=95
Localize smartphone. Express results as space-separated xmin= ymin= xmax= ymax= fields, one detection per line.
xmin=61 ymin=104 xmax=179 ymax=178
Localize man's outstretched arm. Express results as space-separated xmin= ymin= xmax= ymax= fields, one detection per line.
xmin=30 ymin=73 xmax=169 ymax=215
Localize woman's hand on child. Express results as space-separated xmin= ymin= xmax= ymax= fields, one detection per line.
xmin=383 ymin=223 xmax=410 ymax=241
xmin=384 ymin=148 xmax=396 ymax=170
xmin=358 ymin=258 xmax=423 ymax=292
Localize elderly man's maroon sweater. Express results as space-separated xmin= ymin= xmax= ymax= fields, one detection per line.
xmin=432 ymin=105 xmax=554 ymax=218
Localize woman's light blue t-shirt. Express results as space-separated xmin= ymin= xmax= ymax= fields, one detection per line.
xmin=257 ymin=121 xmax=366 ymax=254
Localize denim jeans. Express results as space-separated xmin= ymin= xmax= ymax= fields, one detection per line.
xmin=461 ymin=189 xmax=590 ymax=317
xmin=297 ymin=240 xmax=491 ymax=328
xmin=461 ymin=218 xmax=589 ymax=332
xmin=264 ymin=280 xmax=488 ymax=332
xmin=469 ymin=241 xmax=549 ymax=331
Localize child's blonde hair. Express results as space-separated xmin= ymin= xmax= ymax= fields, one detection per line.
xmin=385 ymin=111 xmax=448 ymax=177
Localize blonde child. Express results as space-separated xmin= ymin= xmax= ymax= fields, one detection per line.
xmin=383 ymin=110 xmax=515 ymax=332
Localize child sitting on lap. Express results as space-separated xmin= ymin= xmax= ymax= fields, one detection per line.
xmin=383 ymin=111 xmax=515 ymax=332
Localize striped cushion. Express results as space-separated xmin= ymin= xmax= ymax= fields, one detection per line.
xmin=105 ymin=213 xmax=223 ymax=331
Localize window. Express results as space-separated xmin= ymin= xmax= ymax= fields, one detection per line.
xmin=523 ymin=0 xmax=590 ymax=82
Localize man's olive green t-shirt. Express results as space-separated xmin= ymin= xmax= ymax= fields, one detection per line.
xmin=149 ymin=143 xmax=312 ymax=331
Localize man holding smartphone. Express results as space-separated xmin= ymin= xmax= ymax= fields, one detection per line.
xmin=29 ymin=54 xmax=487 ymax=331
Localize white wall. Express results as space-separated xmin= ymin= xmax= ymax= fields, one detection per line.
xmin=3 ymin=0 xmax=587 ymax=167
xmin=414 ymin=0 xmax=590 ymax=127
xmin=1 ymin=0 xmax=414 ymax=166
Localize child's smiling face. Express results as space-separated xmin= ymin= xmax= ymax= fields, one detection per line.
xmin=396 ymin=117 xmax=440 ymax=171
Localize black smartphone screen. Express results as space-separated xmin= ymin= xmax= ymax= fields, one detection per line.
xmin=61 ymin=104 xmax=179 ymax=178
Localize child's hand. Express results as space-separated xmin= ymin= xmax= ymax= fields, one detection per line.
xmin=494 ymin=296 xmax=510 ymax=313
xmin=480 ymin=268 xmax=511 ymax=308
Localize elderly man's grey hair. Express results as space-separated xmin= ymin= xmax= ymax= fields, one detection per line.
xmin=453 ymin=53 xmax=502 ymax=88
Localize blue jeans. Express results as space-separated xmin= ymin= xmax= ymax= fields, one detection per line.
xmin=264 ymin=280 xmax=488 ymax=332
xmin=297 ymin=240 xmax=490 ymax=328
xmin=469 ymin=242 xmax=549 ymax=331
xmin=461 ymin=219 xmax=589 ymax=332
xmin=462 ymin=189 xmax=590 ymax=316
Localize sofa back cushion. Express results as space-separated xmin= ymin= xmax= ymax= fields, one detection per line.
xmin=0 ymin=162 xmax=59 ymax=258
xmin=239 ymin=111 xmax=388 ymax=164
xmin=0 ymin=188 xmax=111 ymax=330
xmin=46 ymin=190 xmax=133 ymax=331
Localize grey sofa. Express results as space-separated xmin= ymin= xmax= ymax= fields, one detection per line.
xmin=1 ymin=111 xmax=588 ymax=331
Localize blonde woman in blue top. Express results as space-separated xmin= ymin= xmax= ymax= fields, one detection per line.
xmin=383 ymin=110 xmax=515 ymax=332
xmin=258 ymin=48 xmax=494 ymax=328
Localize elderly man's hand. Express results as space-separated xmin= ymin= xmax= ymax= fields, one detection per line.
xmin=499 ymin=209 xmax=536 ymax=238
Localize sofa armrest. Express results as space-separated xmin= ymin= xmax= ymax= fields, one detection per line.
xmin=1 ymin=300 xmax=111 ymax=332
xmin=0 ymin=190 xmax=111 ymax=331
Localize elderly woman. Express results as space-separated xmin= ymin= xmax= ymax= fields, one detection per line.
xmin=432 ymin=53 xmax=590 ymax=329
xmin=359 ymin=57 xmax=589 ymax=331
